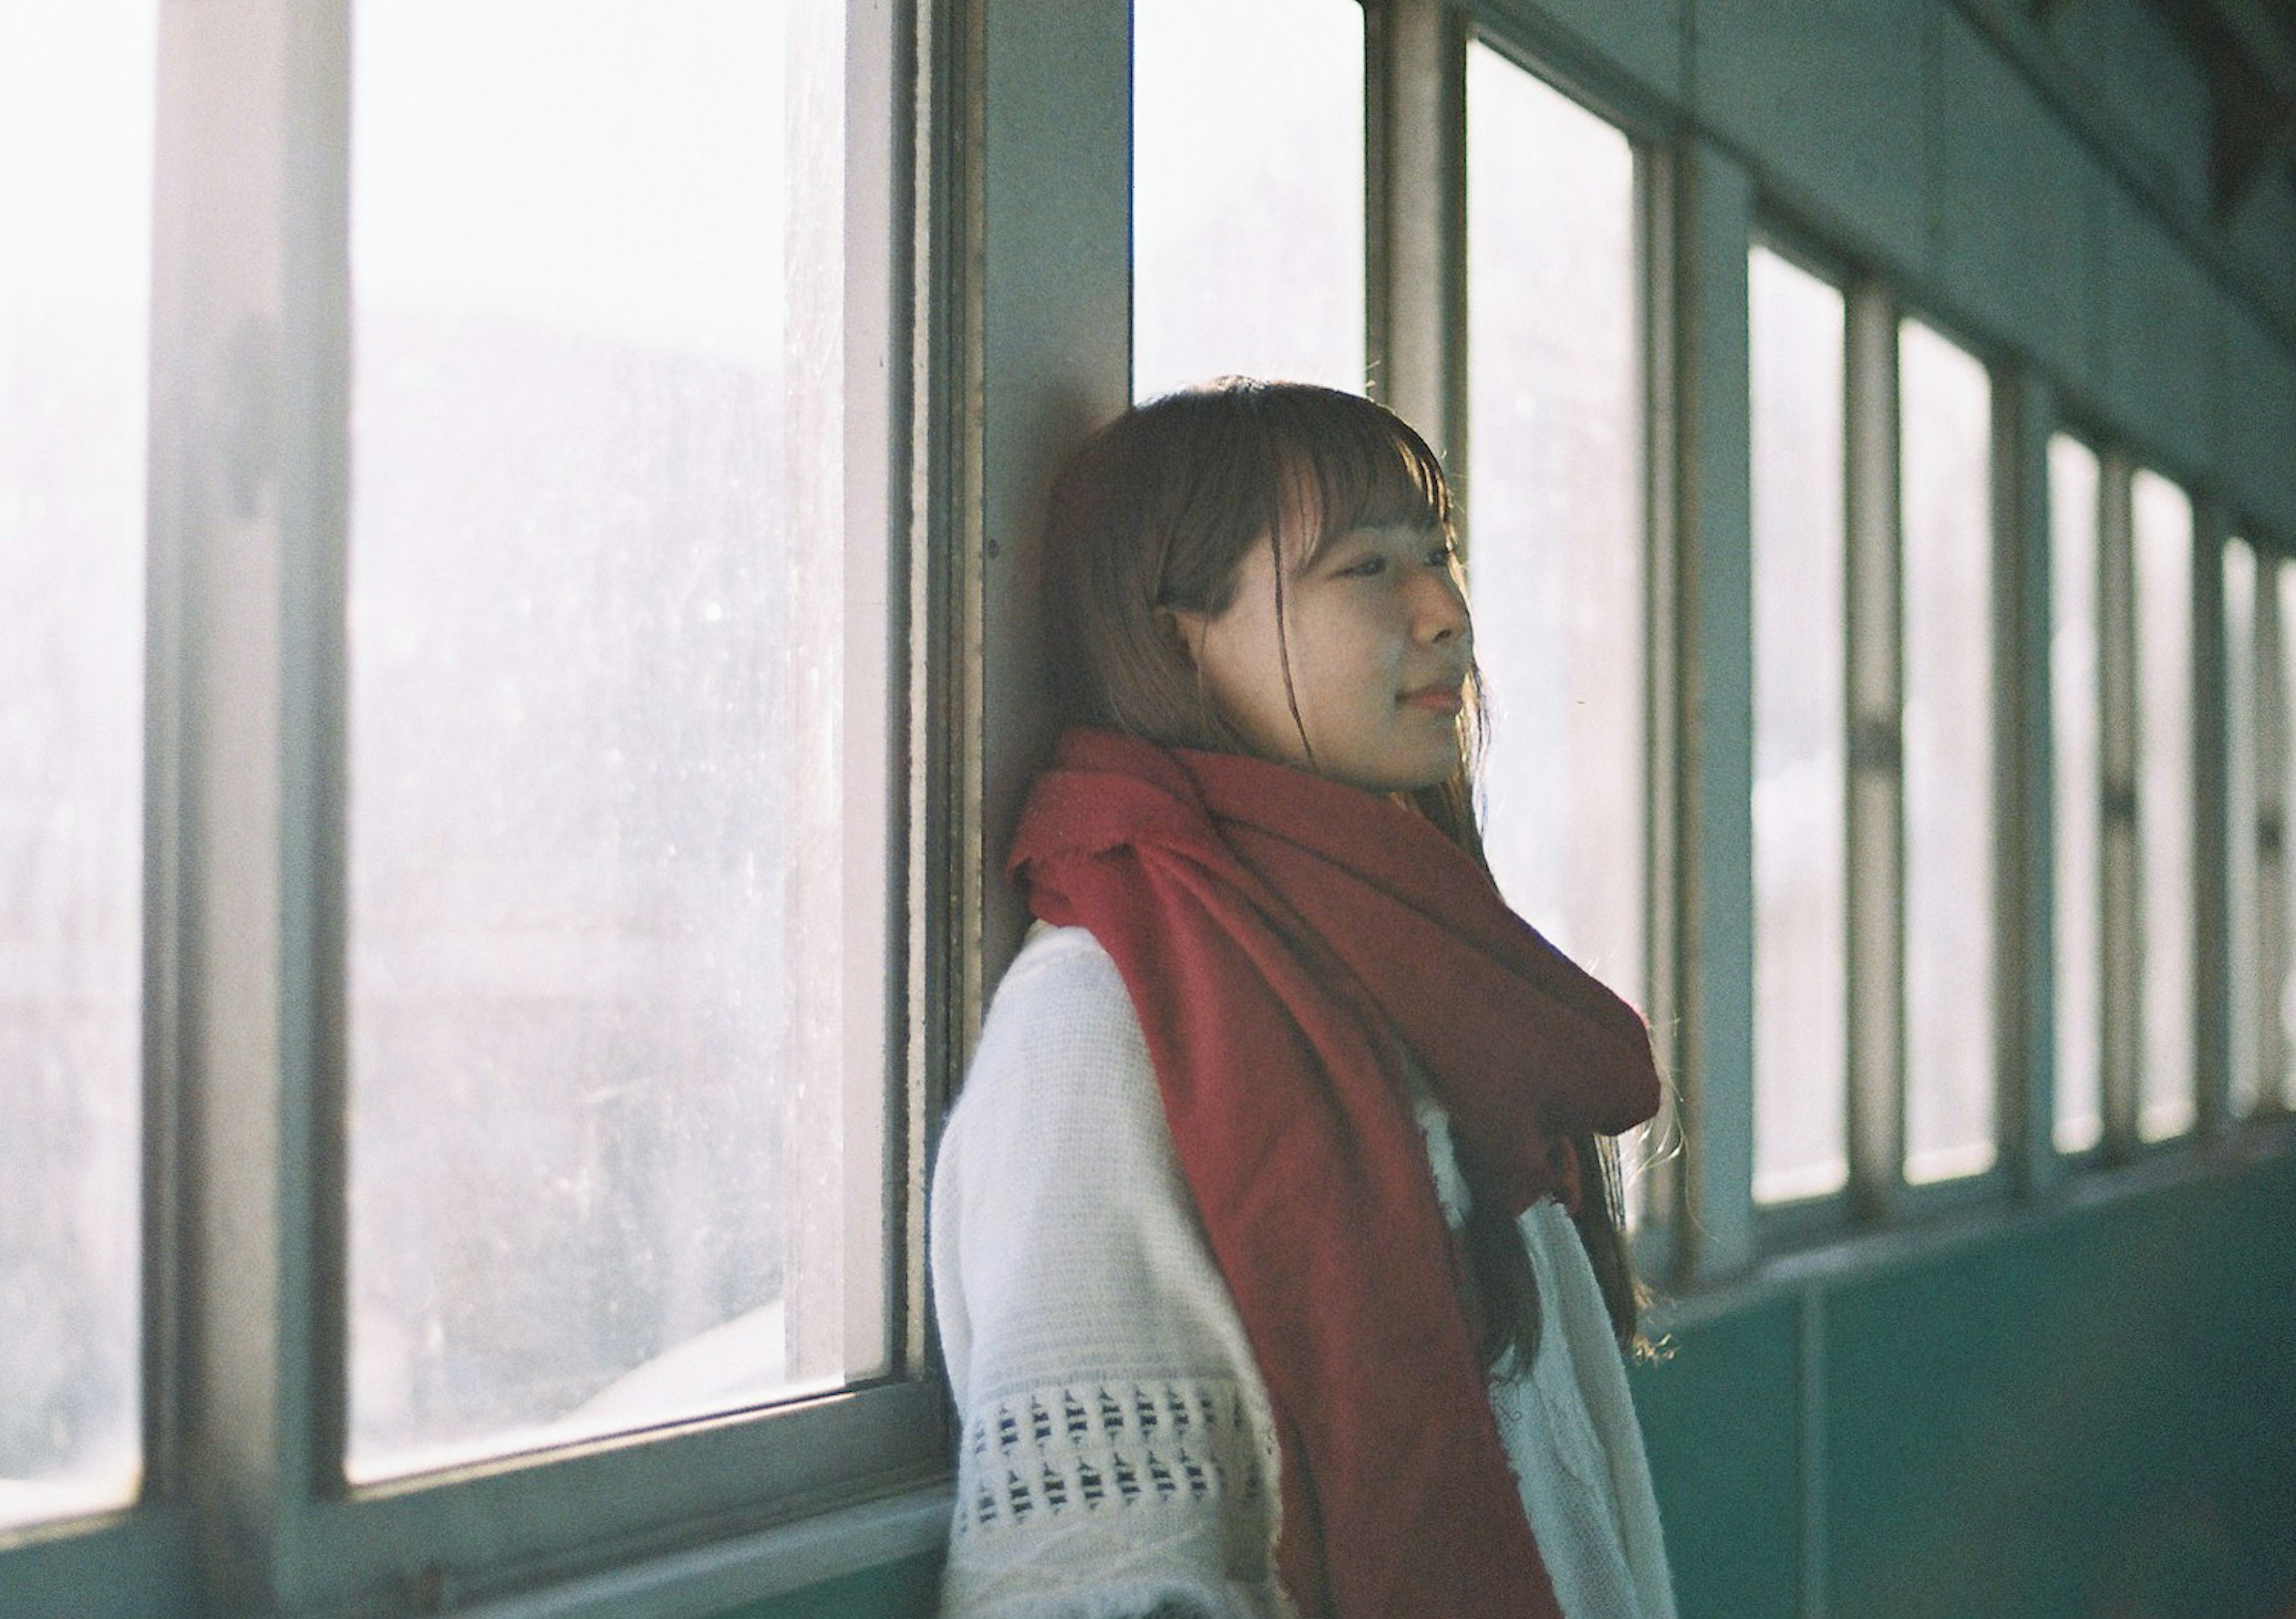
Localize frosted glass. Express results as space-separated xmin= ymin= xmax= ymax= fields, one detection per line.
xmin=0 ymin=1 xmax=156 ymax=1532
xmin=2133 ymin=469 xmax=2196 ymax=1141
xmin=1748 ymin=246 xmax=1848 ymax=1205
xmin=346 ymin=0 xmax=887 ymax=1481
xmin=2050 ymin=435 xmax=2103 ymax=1154
xmin=1132 ymin=0 xmax=1364 ymax=399
xmin=1464 ymin=45 xmax=1648 ymax=1212
xmin=1465 ymin=43 xmax=1642 ymax=1003
xmin=1899 ymin=322 xmax=1997 ymax=1185
xmin=2226 ymin=539 xmax=2261 ymax=1120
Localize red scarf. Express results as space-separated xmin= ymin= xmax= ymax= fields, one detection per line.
xmin=1008 ymin=729 xmax=1660 ymax=1619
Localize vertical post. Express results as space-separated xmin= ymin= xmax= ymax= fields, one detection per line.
xmin=972 ymin=0 xmax=1131 ymax=989
xmin=2255 ymin=562 xmax=2289 ymax=1120
xmin=2097 ymin=453 xmax=2142 ymax=1158
xmin=1998 ymin=371 xmax=2059 ymax=1199
xmin=1668 ymin=140 xmax=1757 ymax=1282
xmin=1843 ymin=283 xmax=1904 ymax=1224
xmin=1365 ymin=0 xmax=1465 ymax=468
xmin=2190 ymin=502 xmax=2232 ymax=1141
xmin=156 ymin=0 xmax=352 ymax=1606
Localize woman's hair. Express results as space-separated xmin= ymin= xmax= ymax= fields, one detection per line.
xmin=1040 ymin=376 xmax=1642 ymax=1367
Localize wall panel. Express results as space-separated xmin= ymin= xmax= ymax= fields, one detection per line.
xmin=1929 ymin=8 xmax=2101 ymax=394
xmin=2219 ymin=308 xmax=2296 ymax=540
xmin=1477 ymin=0 xmax=1685 ymax=105
xmin=2104 ymin=183 xmax=2221 ymax=481
xmin=1690 ymin=0 xmax=1926 ymax=274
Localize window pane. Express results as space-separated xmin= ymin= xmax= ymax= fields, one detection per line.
xmin=1749 ymin=246 xmax=1848 ymax=1205
xmin=2050 ymin=435 xmax=2103 ymax=1153
xmin=1898 ymin=322 xmax=1996 ymax=1184
xmin=346 ymin=0 xmax=889 ymax=1481
xmin=1463 ymin=47 xmax=1647 ymax=1208
xmin=1133 ymin=0 xmax=1363 ymax=399
xmin=2226 ymin=537 xmax=2261 ymax=1120
xmin=2133 ymin=470 xmax=2196 ymax=1140
xmin=0 ymin=2 xmax=155 ymax=1532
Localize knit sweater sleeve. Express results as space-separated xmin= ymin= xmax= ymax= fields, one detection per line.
xmin=930 ymin=926 xmax=1289 ymax=1619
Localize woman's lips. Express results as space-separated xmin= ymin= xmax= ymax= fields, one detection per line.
xmin=1399 ymin=683 xmax=1464 ymax=714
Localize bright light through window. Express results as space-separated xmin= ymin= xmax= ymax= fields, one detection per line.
xmin=2133 ymin=469 xmax=2196 ymax=1141
xmin=1463 ymin=42 xmax=1648 ymax=1211
xmin=345 ymin=0 xmax=889 ymax=1482
xmin=1899 ymin=320 xmax=1997 ymax=1186
xmin=1749 ymin=245 xmax=1849 ymax=1206
xmin=1132 ymin=0 xmax=1364 ymax=399
xmin=0 ymin=0 xmax=157 ymax=1534
xmin=2050 ymin=434 xmax=2103 ymax=1154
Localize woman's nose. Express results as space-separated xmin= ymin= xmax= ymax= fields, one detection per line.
xmin=1413 ymin=567 xmax=1470 ymax=646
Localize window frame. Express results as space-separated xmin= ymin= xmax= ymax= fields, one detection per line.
xmin=1742 ymin=223 xmax=1854 ymax=1243
xmin=0 ymin=2 xmax=959 ymax=1614
xmin=1454 ymin=22 xmax=1675 ymax=1251
xmin=1736 ymin=239 xmax=2025 ymax=1248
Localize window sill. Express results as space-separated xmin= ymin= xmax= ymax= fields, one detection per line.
xmin=457 ymin=1481 xmax=952 ymax=1619
xmin=1647 ymin=1111 xmax=2295 ymax=1334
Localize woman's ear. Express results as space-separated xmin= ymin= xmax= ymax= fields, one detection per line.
xmin=1158 ymin=606 xmax=1206 ymax=670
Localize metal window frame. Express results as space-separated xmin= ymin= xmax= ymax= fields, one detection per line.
xmin=1742 ymin=223 xmax=1857 ymax=1244
xmin=0 ymin=1 xmax=963 ymax=1613
xmin=1889 ymin=304 xmax=2019 ymax=1221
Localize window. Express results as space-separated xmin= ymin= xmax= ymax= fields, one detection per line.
xmin=345 ymin=0 xmax=887 ymax=1481
xmin=1131 ymin=0 xmax=1365 ymax=399
xmin=0 ymin=0 xmax=157 ymax=1535
xmin=1897 ymin=320 xmax=1998 ymax=1186
xmin=2133 ymin=469 xmax=2197 ymax=1141
xmin=1462 ymin=39 xmax=1650 ymax=1203
xmin=3 ymin=2 xmax=938 ymax=1611
xmin=2050 ymin=434 xmax=2105 ymax=1153
xmin=1748 ymin=243 xmax=1849 ymax=1206
xmin=1463 ymin=42 xmax=1644 ymax=1011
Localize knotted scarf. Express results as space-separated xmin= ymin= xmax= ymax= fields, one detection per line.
xmin=1007 ymin=728 xmax=1661 ymax=1619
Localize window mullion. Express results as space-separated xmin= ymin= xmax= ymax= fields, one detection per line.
xmin=1666 ymin=142 xmax=1757 ymax=1282
xmin=2256 ymin=566 xmax=2289 ymax=1121
xmin=1997 ymin=371 xmax=2059 ymax=1198
xmin=2191 ymin=500 xmax=2234 ymax=1141
xmin=1364 ymin=0 xmax=1464 ymax=465
xmin=1842 ymin=280 xmax=1904 ymax=1225
xmin=2097 ymin=453 xmax=2142 ymax=1157
xmin=165 ymin=0 xmax=349 ymax=1609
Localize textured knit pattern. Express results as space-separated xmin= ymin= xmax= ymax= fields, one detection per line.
xmin=932 ymin=925 xmax=1678 ymax=1619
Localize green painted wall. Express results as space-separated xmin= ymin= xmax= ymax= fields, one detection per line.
xmin=1636 ymin=1148 xmax=2296 ymax=1619
xmin=738 ymin=1148 xmax=2295 ymax=1619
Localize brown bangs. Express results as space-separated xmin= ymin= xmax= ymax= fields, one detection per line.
xmin=1256 ymin=384 xmax=1452 ymax=568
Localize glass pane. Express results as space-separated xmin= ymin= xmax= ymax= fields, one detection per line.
xmin=2050 ymin=435 xmax=2103 ymax=1154
xmin=1748 ymin=246 xmax=1848 ymax=1205
xmin=346 ymin=0 xmax=889 ymax=1481
xmin=2133 ymin=469 xmax=2196 ymax=1141
xmin=1898 ymin=322 xmax=1996 ymax=1184
xmin=2226 ymin=537 xmax=2260 ymax=1120
xmin=1132 ymin=0 xmax=1363 ymax=399
xmin=0 ymin=2 xmax=155 ymax=1532
xmin=1463 ymin=45 xmax=1648 ymax=1210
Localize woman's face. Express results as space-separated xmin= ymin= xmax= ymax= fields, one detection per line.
xmin=1169 ymin=520 xmax=1473 ymax=793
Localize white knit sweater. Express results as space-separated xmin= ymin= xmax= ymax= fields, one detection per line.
xmin=931 ymin=924 xmax=1678 ymax=1619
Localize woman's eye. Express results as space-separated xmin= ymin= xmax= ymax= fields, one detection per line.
xmin=1338 ymin=555 xmax=1387 ymax=578
xmin=1425 ymin=543 xmax=1456 ymax=567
